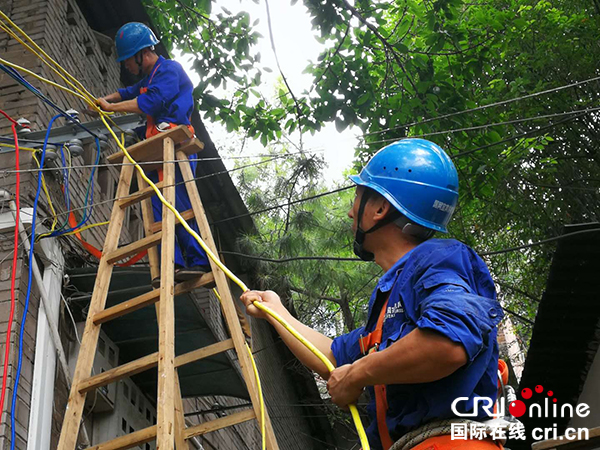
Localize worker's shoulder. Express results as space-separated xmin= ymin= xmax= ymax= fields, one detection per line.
xmin=158 ymin=58 xmax=185 ymax=72
xmin=407 ymin=238 xmax=486 ymax=273
xmin=412 ymin=238 xmax=474 ymax=260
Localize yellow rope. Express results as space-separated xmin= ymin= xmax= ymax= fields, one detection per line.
xmin=1 ymin=17 xmax=371 ymax=449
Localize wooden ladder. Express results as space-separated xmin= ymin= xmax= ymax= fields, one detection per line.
xmin=57 ymin=126 xmax=279 ymax=450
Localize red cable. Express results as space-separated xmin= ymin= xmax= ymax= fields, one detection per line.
xmin=0 ymin=110 xmax=20 ymax=419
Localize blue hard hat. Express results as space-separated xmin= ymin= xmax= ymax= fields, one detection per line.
xmin=349 ymin=139 xmax=459 ymax=233
xmin=115 ymin=22 xmax=159 ymax=62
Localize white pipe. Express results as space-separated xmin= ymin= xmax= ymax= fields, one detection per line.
xmin=0 ymin=190 xmax=91 ymax=447
xmin=26 ymin=231 xmax=64 ymax=450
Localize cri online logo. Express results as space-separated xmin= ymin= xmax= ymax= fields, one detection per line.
xmin=452 ymin=384 xmax=590 ymax=419
xmin=509 ymin=385 xmax=555 ymax=417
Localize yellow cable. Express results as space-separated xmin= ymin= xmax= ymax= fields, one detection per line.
xmin=252 ymin=301 xmax=369 ymax=448
xmin=213 ymin=288 xmax=265 ymax=450
xmin=246 ymin=342 xmax=266 ymax=450
xmin=60 ymin=221 xmax=109 ymax=237
xmin=32 ymin=152 xmax=58 ymax=233
xmin=0 ymin=21 xmax=96 ymax=106
xmin=0 ymin=56 xmax=92 ymax=105
xmin=0 ymin=10 xmax=96 ymax=103
xmin=0 ymin=19 xmax=370 ymax=448
xmin=0 ymin=142 xmax=37 ymax=152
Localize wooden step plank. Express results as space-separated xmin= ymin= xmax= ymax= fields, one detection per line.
xmin=184 ymin=410 xmax=255 ymax=440
xmin=84 ymin=425 xmax=156 ymax=450
xmin=106 ymin=232 xmax=162 ymax=265
xmin=79 ymin=353 xmax=158 ymax=394
xmin=140 ymin=137 xmax=206 ymax=172
xmin=107 ymin=126 xmax=193 ymax=164
xmin=117 ymin=181 xmax=164 ymax=209
xmin=92 ymin=273 xmax=216 ymax=325
xmin=78 ymin=338 xmax=234 ymax=394
xmin=149 ymin=208 xmax=195 ymax=234
xmin=175 ymin=339 xmax=234 ymax=368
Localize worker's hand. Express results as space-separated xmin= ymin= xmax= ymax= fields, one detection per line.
xmin=96 ymin=97 xmax=113 ymax=112
xmin=327 ymin=364 xmax=363 ymax=409
xmin=85 ymin=102 xmax=100 ymax=117
xmin=239 ymin=290 xmax=283 ymax=320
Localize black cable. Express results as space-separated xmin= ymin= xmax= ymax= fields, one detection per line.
xmin=219 ymin=250 xmax=364 ymax=263
xmin=363 ymin=75 xmax=600 ymax=138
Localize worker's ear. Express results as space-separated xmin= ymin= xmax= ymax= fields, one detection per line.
xmin=372 ymin=197 xmax=393 ymax=222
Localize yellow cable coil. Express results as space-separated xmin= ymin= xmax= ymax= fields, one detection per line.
xmin=0 ymin=15 xmax=370 ymax=449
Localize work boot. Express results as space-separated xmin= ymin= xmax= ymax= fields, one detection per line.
xmin=151 ymin=265 xmax=184 ymax=289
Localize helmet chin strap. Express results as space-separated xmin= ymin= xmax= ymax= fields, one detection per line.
xmin=353 ymin=190 xmax=401 ymax=261
xmin=135 ymin=50 xmax=144 ymax=73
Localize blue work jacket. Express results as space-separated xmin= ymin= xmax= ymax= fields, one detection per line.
xmin=118 ymin=56 xmax=194 ymax=126
xmin=331 ymin=239 xmax=503 ymax=449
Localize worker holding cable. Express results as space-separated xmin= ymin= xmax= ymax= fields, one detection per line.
xmin=93 ymin=22 xmax=210 ymax=287
xmin=241 ymin=139 xmax=504 ymax=450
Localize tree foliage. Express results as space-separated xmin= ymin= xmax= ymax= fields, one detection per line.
xmin=144 ymin=0 xmax=600 ymax=343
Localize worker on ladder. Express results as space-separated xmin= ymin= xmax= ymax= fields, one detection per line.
xmin=95 ymin=22 xmax=211 ymax=287
xmin=241 ymin=139 xmax=505 ymax=450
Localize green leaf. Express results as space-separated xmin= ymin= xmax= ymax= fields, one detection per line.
xmin=357 ymin=93 xmax=371 ymax=105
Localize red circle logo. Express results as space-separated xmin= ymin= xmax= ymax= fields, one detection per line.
xmin=509 ymin=400 xmax=527 ymax=418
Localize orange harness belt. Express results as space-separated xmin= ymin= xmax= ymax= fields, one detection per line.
xmin=359 ymin=298 xmax=393 ymax=450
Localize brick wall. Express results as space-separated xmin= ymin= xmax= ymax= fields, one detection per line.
xmin=0 ymin=0 xmax=129 ymax=447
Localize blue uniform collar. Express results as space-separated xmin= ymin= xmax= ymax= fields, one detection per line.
xmin=375 ymin=248 xmax=415 ymax=293
xmin=145 ymin=56 xmax=165 ymax=80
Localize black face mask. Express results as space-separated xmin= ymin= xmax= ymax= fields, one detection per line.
xmin=352 ymin=190 xmax=401 ymax=261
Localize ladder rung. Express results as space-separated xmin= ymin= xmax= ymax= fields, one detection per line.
xmin=149 ymin=208 xmax=195 ymax=234
xmin=93 ymin=273 xmax=215 ymax=325
xmin=79 ymin=353 xmax=158 ymax=394
xmin=184 ymin=409 xmax=256 ymax=440
xmin=117 ymin=181 xmax=165 ymax=209
xmin=106 ymin=232 xmax=162 ymax=264
xmin=79 ymin=338 xmax=233 ymax=394
xmin=175 ymin=338 xmax=234 ymax=368
xmin=84 ymin=425 xmax=156 ymax=450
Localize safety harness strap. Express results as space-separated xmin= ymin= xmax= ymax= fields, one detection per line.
xmin=359 ymin=297 xmax=394 ymax=449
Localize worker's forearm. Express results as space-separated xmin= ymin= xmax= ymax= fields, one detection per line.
xmin=265 ymin=308 xmax=335 ymax=379
xmin=106 ymin=99 xmax=143 ymax=114
xmin=349 ymin=328 xmax=467 ymax=387
xmin=103 ymin=92 xmax=122 ymax=102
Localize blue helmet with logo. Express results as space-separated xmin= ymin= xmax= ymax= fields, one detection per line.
xmin=349 ymin=139 xmax=459 ymax=233
xmin=115 ymin=22 xmax=159 ymax=62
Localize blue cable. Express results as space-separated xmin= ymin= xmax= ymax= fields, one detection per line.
xmin=53 ymin=144 xmax=71 ymax=233
xmin=10 ymin=114 xmax=60 ymax=450
xmin=46 ymin=137 xmax=100 ymax=237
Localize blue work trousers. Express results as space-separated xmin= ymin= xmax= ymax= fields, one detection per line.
xmin=147 ymin=155 xmax=210 ymax=268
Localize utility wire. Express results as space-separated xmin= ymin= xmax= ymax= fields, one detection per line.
xmin=366 ymin=106 xmax=600 ymax=147
xmin=363 ymin=75 xmax=600 ymax=138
